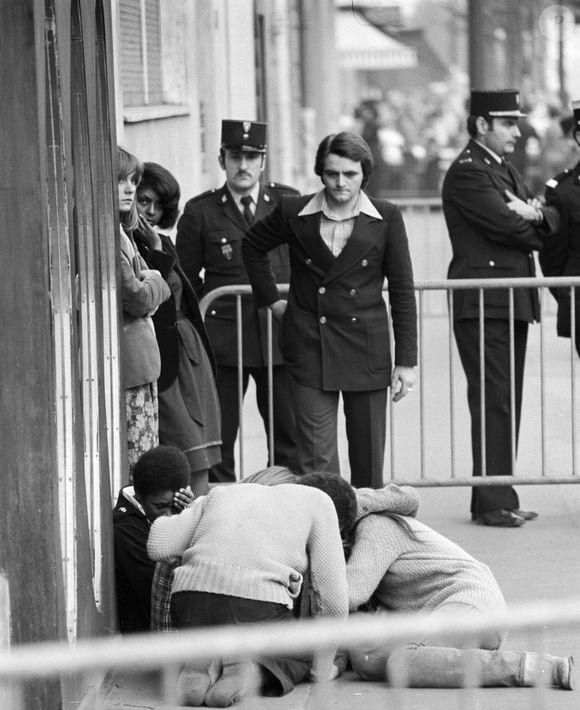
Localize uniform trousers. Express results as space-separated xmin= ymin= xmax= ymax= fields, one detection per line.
xmin=291 ymin=378 xmax=388 ymax=489
xmin=453 ymin=318 xmax=528 ymax=516
xmin=209 ymin=365 xmax=296 ymax=483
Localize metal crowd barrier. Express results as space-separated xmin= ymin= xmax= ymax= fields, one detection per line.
xmin=199 ymin=277 xmax=580 ymax=486
xmin=1 ymin=598 xmax=578 ymax=708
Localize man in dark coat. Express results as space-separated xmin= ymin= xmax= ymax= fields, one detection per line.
xmin=442 ymin=90 xmax=559 ymax=527
xmin=540 ymin=102 xmax=580 ymax=356
xmin=176 ymin=120 xmax=298 ymax=483
xmin=242 ymin=132 xmax=417 ymax=489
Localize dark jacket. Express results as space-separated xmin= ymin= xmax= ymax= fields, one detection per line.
xmin=136 ymin=233 xmax=216 ymax=391
xmin=242 ymin=193 xmax=417 ymax=391
xmin=176 ymin=181 xmax=299 ymax=367
xmin=540 ymin=161 xmax=580 ymax=338
xmin=113 ymin=488 xmax=154 ymax=634
xmin=442 ymin=140 xmax=559 ymax=322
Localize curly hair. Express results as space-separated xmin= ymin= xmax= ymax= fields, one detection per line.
xmin=139 ymin=162 xmax=181 ymax=230
xmin=132 ymin=445 xmax=190 ymax=498
xmin=297 ymin=471 xmax=358 ymax=539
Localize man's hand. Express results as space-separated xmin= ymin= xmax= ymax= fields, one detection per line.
xmin=505 ymin=190 xmax=543 ymax=223
xmin=268 ymin=299 xmax=287 ymax=320
xmin=391 ymin=365 xmax=416 ymax=402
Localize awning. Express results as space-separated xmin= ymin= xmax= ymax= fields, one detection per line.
xmin=336 ymin=10 xmax=417 ymax=70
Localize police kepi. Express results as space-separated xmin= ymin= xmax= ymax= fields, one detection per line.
xmin=221 ymin=120 xmax=267 ymax=153
xmin=469 ymin=89 xmax=526 ymax=118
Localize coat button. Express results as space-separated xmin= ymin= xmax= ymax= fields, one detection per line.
xmin=351 ymin=317 xmax=357 ymax=322
xmin=221 ymin=237 xmax=227 ymax=243
xmin=305 ymin=258 xmax=312 ymax=265
xmin=320 ymin=316 xmax=326 ymax=324
xmin=361 ymin=259 xmax=368 ymax=267
xmin=489 ymin=260 xmax=495 ymax=266
xmin=319 ymin=286 xmax=326 ymax=295
xmin=349 ymin=289 xmax=357 ymax=296
xmin=210 ymin=310 xmax=217 ymax=316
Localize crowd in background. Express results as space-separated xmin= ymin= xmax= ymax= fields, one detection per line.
xmin=347 ymin=85 xmax=577 ymax=198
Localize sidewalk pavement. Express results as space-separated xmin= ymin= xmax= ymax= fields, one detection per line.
xmin=104 ymin=483 xmax=580 ymax=710
xmin=104 ymin=313 xmax=580 ymax=709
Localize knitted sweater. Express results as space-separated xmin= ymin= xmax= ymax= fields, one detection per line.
xmin=347 ymin=492 xmax=505 ymax=614
xmin=147 ymin=483 xmax=349 ymax=619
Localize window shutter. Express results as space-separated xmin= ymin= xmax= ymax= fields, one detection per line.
xmin=119 ymin=0 xmax=144 ymax=107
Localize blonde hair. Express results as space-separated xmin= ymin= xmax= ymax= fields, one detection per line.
xmin=117 ymin=146 xmax=144 ymax=232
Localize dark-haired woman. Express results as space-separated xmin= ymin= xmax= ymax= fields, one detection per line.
xmin=118 ymin=148 xmax=171 ymax=475
xmin=134 ymin=162 xmax=221 ymax=496
xmin=345 ymin=487 xmax=574 ymax=690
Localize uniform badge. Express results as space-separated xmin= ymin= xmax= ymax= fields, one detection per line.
xmin=221 ymin=243 xmax=233 ymax=260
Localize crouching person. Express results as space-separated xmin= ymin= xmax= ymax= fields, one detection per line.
xmin=147 ymin=472 xmax=355 ymax=707
xmin=113 ymin=445 xmax=193 ymax=633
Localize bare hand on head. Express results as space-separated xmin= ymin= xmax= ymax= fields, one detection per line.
xmin=173 ymin=485 xmax=194 ymax=512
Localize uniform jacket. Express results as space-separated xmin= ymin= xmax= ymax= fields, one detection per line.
xmin=540 ymin=161 xmax=580 ymax=338
xmin=136 ymin=233 xmax=216 ymax=391
xmin=176 ymin=181 xmax=299 ymax=367
xmin=442 ymin=139 xmax=559 ymax=322
xmin=120 ymin=228 xmax=170 ymax=388
xmin=242 ymin=193 xmax=417 ymax=392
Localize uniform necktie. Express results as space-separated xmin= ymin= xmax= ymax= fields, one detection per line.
xmin=241 ymin=195 xmax=254 ymax=225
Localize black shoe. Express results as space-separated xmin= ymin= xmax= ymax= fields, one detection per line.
xmin=473 ymin=509 xmax=525 ymax=527
xmin=514 ymin=509 xmax=538 ymax=521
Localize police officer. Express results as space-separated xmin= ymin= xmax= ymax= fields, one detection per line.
xmin=176 ymin=120 xmax=297 ymax=482
xmin=442 ymin=90 xmax=559 ymax=527
xmin=540 ymin=100 xmax=580 ymax=356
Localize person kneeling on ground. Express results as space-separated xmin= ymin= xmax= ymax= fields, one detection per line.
xmin=147 ymin=472 xmax=355 ymax=707
xmin=337 ymin=483 xmax=575 ymax=690
xmin=113 ymin=445 xmax=193 ymax=633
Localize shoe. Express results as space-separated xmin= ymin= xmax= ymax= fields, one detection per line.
xmin=204 ymin=661 xmax=262 ymax=707
xmin=177 ymin=659 xmax=221 ymax=706
xmin=553 ymin=656 xmax=575 ymax=690
xmin=514 ymin=509 xmax=538 ymax=521
xmin=473 ymin=509 xmax=525 ymax=527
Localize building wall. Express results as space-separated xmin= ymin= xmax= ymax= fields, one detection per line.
xmin=113 ymin=0 xmax=341 ymax=203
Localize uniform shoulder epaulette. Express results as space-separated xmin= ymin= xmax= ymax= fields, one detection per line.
xmin=545 ymin=169 xmax=572 ymax=190
xmin=184 ymin=188 xmax=218 ymax=205
xmin=266 ymin=181 xmax=300 ymax=195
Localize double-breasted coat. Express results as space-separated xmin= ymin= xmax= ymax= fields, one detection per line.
xmin=176 ymin=182 xmax=299 ymax=367
xmin=540 ymin=161 xmax=580 ymax=345
xmin=242 ymin=194 xmax=417 ymax=392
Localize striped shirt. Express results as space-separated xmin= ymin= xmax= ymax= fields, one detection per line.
xmin=298 ymin=189 xmax=382 ymax=257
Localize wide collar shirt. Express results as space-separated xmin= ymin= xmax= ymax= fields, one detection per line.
xmin=298 ymin=189 xmax=382 ymax=257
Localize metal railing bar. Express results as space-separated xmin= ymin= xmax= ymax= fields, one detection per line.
xmin=1 ymin=599 xmax=578 ymax=680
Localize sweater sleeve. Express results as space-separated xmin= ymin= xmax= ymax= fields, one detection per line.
xmin=306 ymin=495 xmax=349 ymax=620
xmin=147 ymin=499 xmax=204 ymax=561
xmin=346 ymin=516 xmax=401 ymax=611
